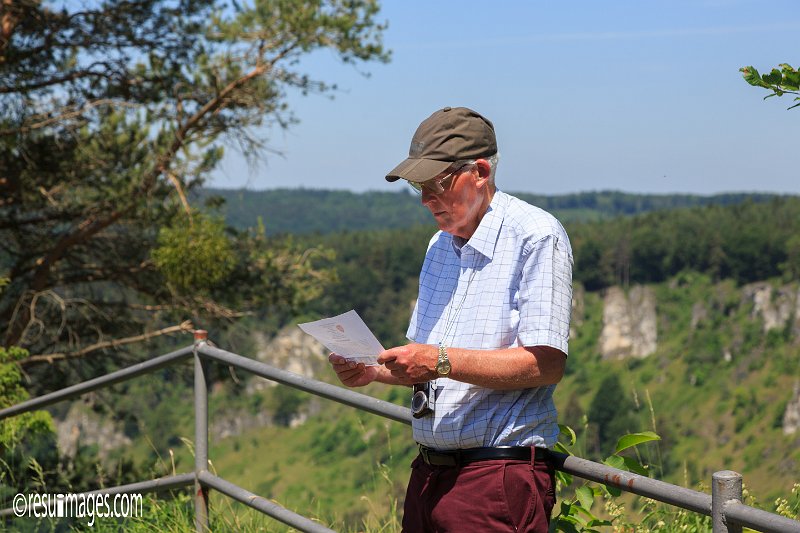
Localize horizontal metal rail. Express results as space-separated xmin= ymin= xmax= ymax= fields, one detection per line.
xmin=724 ymin=501 xmax=800 ymax=532
xmin=198 ymin=344 xmax=412 ymax=426
xmin=0 ymin=345 xmax=194 ymax=421
xmin=549 ymin=451 xmax=712 ymax=515
xmin=198 ymin=471 xmax=336 ymax=533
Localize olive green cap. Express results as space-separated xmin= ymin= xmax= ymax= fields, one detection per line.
xmin=385 ymin=106 xmax=497 ymax=183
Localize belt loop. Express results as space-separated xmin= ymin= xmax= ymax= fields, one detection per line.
xmin=530 ymin=446 xmax=536 ymax=471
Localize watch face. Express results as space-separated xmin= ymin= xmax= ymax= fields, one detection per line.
xmin=437 ymin=360 xmax=451 ymax=376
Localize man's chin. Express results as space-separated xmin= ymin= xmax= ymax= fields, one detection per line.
xmin=431 ymin=213 xmax=449 ymax=229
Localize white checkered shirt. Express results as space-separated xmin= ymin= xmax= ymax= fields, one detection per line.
xmin=407 ymin=190 xmax=573 ymax=450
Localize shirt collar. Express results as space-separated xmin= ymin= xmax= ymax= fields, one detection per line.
xmin=451 ymin=190 xmax=507 ymax=260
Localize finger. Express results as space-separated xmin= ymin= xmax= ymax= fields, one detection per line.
xmin=331 ymin=358 xmax=359 ymax=370
xmin=377 ymin=352 xmax=397 ymax=365
xmin=335 ymin=361 xmax=366 ymax=378
xmin=329 ymin=353 xmax=348 ymax=364
xmin=336 ymin=367 xmax=365 ymax=382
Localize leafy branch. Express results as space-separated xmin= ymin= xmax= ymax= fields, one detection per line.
xmin=740 ymin=63 xmax=800 ymax=110
xmin=551 ymin=425 xmax=661 ymax=532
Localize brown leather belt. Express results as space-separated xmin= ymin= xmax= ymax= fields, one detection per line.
xmin=417 ymin=445 xmax=547 ymax=467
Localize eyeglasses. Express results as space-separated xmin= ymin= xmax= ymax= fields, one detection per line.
xmin=406 ymin=161 xmax=474 ymax=195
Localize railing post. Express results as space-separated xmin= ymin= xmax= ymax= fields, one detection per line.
xmin=713 ymin=470 xmax=743 ymax=533
xmin=194 ymin=330 xmax=210 ymax=533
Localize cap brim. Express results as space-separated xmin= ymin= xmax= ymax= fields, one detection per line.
xmin=385 ymin=158 xmax=452 ymax=183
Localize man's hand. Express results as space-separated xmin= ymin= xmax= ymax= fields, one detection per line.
xmin=377 ymin=343 xmax=438 ymax=384
xmin=328 ymin=353 xmax=379 ymax=387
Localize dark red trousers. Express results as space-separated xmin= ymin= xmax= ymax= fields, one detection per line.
xmin=402 ymin=452 xmax=556 ymax=532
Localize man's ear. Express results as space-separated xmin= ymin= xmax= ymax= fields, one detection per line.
xmin=475 ymin=159 xmax=491 ymax=179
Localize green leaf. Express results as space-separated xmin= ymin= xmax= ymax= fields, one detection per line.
xmin=556 ymin=470 xmax=573 ymax=487
xmin=558 ymin=424 xmax=577 ymax=446
xmin=587 ymin=519 xmax=614 ymax=527
xmin=622 ymin=455 xmax=650 ymax=476
xmin=603 ymin=454 xmax=625 ymax=470
xmin=615 ymin=431 xmax=661 ymax=454
xmin=558 ymin=500 xmax=573 ymax=515
xmin=782 ymin=68 xmax=800 ymax=90
xmin=572 ymin=505 xmax=595 ymax=520
xmin=763 ymin=68 xmax=783 ymax=85
xmin=553 ymin=441 xmax=573 ymax=456
xmin=575 ymin=486 xmax=594 ymax=510
xmin=741 ymin=66 xmax=769 ymax=88
xmin=597 ymin=481 xmax=622 ymax=498
xmin=554 ymin=517 xmax=581 ymax=533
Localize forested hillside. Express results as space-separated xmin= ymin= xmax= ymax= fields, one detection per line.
xmin=198 ymin=187 xmax=785 ymax=235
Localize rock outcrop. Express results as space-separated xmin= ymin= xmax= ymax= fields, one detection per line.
xmin=599 ymin=285 xmax=658 ymax=360
xmin=742 ymin=282 xmax=797 ymax=333
xmin=55 ymin=402 xmax=131 ymax=461
xmin=246 ymin=327 xmax=329 ymax=395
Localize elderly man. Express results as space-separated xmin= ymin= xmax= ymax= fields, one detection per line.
xmin=329 ymin=106 xmax=573 ymax=532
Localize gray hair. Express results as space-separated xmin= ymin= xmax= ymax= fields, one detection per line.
xmin=487 ymin=152 xmax=500 ymax=184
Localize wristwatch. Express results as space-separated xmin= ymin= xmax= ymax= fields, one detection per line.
xmin=436 ymin=343 xmax=451 ymax=377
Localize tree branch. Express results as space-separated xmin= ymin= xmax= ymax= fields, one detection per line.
xmin=0 ymin=63 xmax=118 ymax=94
xmin=18 ymin=320 xmax=195 ymax=367
xmin=0 ymin=99 xmax=139 ymax=137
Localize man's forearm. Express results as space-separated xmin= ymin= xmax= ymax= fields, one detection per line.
xmin=446 ymin=345 xmax=566 ymax=390
xmin=377 ymin=343 xmax=566 ymax=389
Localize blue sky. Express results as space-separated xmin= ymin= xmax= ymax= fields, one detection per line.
xmin=209 ymin=1 xmax=799 ymax=195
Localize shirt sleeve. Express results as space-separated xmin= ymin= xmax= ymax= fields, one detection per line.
xmin=517 ymin=233 xmax=573 ymax=354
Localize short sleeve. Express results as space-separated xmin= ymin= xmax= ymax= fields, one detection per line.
xmin=517 ymin=234 xmax=573 ymax=353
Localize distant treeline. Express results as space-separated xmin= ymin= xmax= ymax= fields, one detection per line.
xmin=289 ymin=196 xmax=800 ymax=345
xmin=199 ymin=187 xmax=786 ymax=235
xmin=569 ymin=197 xmax=800 ymax=290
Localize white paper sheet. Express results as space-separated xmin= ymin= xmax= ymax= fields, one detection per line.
xmin=297 ymin=310 xmax=384 ymax=366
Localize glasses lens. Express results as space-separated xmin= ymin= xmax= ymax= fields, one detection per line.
xmin=406 ymin=164 xmax=465 ymax=195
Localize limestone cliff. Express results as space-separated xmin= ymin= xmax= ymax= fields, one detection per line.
xmin=56 ymin=401 xmax=131 ymax=462
xmin=742 ymin=282 xmax=799 ymax=333
xmin=245 ymin=327 xmax=329 ymax=394
xmin=599 ymin=285 xmax=658 ymax=360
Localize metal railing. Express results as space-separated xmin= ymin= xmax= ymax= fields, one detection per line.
xmin=1 ymin=330 xmax=798 ymax=532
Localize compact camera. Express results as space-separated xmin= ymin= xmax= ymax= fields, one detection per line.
xmin=411 ymin=381 xmax=435 ymax=418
